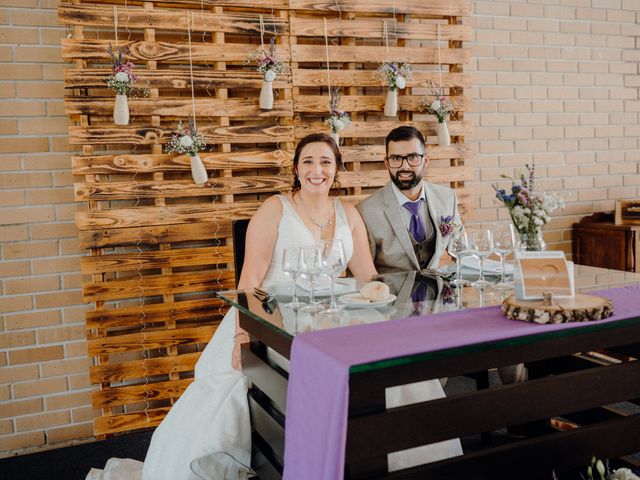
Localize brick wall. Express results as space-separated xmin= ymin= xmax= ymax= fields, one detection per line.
xmin=1 ymin=0 xmax=93 ymax=456
xmin=1 ymin=0 xmax=639 ymax=456
xmin=468 ymin=0 xmax=640 ymax=253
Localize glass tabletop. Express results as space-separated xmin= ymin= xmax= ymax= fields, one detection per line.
xmin=217 ymin=264 xmax=640 ymax=342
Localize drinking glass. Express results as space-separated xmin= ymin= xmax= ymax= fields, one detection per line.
xmin=492 ymin=223 xmax=515 ymax=290
xmin=318 ymin=239 xmax=347 ymax=314
xmin=447 ymin=229 xmax=469 ymax=286
xmin=281 ymin=247 xmax=305 ymax=309
xmin=468 ymin=227 xmax=493 ymax=288
xmin=299 ymin=245 xmax=327 ymax=313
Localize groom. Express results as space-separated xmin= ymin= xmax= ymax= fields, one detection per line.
xmin=357 ymin=125 xmax=461 ymax=274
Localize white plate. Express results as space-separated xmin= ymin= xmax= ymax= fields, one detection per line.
xmin=338 ymin=293 xmax=397 ymax=309
xmin=298 ymin=277 xmax=357 ymax=296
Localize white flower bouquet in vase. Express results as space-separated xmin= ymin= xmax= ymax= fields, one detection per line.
xmin=248 ymin=38 xmax=288 ymax=110
xmin=373 ymin=62 xmax=412 ymax=117
xmin=493 ymin=164 xmax=564 ymax=251
xmin=165 ymin=118 xmax=208 ymax=185
xmin=325 ymin=89 xmax=351 ymax=145
xmin=106 ymin=44 xmax=148 ymax=125
xmin=421 ymin=80 xmax=454 ymax=146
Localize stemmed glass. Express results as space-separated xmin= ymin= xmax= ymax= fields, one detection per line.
xmin=299 ymin=245 xmax=327 ymax=313
xmin=492 ymin=223 xmax=515 ymax=290
xmin=447 ymin=229 xmax=470 ymax=286
xmin=318 ymin=239 xmax=347 ymax=314
xmin=281 ymin=247 xmax=305 ymax=309
xmin=468 ymin=227 xmax=493 ymax=288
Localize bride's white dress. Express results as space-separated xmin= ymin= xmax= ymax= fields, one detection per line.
xmin=140 ymin=195 xmax=461 ymax=480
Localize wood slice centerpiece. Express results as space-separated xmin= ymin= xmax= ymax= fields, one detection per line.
xmin=502 ymin=294 xmax=613 ymax=324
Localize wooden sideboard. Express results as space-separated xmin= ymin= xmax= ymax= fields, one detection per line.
xmin=573 ymin=213 xmax=640 ymax=272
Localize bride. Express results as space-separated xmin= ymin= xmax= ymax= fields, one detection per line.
xmin=140 ymin=133 xmax=462 ymax=480
xmin=141 ymin=133 xmax=376 ymax=480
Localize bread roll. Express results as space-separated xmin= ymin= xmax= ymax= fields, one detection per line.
xmin=360 ymin=281 xmax=390 ymax=302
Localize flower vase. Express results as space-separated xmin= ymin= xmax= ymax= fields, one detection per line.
xmin=113 ymin=94 xmax=129 ymax=125
xmin=330 ymin=132 xmax=340 ymax=145
xmin=384 ymin=89 xmax=398 ymax=117
xmin=259 ymin=80 xmax=274 ymax=110
xmin=518 ymin=229 xmax=546 ymax=251
xmin=437 ymin=120 xmax=451 ymax=146
xmin=189 ymin=154 xmax=208 ymax=186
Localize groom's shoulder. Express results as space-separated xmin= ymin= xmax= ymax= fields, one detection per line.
xmin=424 ymin=181 xmax=456 ymax=200
xmin=356 ymin=184 xmax=388 ymax=214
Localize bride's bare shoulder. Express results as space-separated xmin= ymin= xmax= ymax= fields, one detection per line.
xmin=251 ymin=194 xmax=284 ymax=223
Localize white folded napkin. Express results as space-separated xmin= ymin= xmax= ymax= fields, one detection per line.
xmin=297 ymin=277 xmax=357 ymax=296
xmin=460 ymin=256 xmax=514 ymax=275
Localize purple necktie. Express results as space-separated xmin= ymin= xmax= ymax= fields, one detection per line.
xmin=403 ymin=199 xmax=426 ymax=243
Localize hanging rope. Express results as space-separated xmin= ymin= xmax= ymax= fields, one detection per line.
xmin=113 ymin=5 xmax=118 ymax=49
xmin=259 ymin=14 xmax=265 ymax=50
xmin=437 ymin=24 xmax=443 ymax=90
xmin=323 ymin=17 xmax=332 ymax=112
xmin=187 ymin=11 xmax=197 ymax=130
xmin=383 ymin=20 xmax=389 ymax=62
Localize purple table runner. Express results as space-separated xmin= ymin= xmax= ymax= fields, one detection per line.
xmin=282 ymin=285 xmax=640 ymax=480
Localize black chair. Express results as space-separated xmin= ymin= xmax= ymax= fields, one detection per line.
xmin=232 ymin=219 xmax=250 ymax=287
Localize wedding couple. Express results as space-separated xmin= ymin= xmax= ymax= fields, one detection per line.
xmin=141 ymin=126 xmax=462 ymax=480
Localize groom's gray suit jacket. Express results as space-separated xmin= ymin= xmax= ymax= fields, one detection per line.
xmin=357 ymin=181 xmax=461 ymax=273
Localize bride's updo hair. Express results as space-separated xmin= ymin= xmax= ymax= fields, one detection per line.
xmin=291 ymin=133 xmax=343 ymax=195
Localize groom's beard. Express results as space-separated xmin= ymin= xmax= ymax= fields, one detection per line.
xmin=390 ymin=170 xmax=423 ymax=190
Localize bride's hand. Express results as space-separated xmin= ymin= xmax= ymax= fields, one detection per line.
xmin=232 ymin=331 xmax=249 ymax=371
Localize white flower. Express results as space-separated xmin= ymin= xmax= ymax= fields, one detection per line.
xmin=611 ymin=468 xmax=640 ymax=480
xmin=534 ymin=209 xmax=546 ymax=217
xmin=430 ymin=100 xmax=441 ymax=111
xmin=264 ymin=69 xmax=276 ymax=82
xmin=533 ymin=217 xmax=544 ymax=226
xmin=533 ymin=310 xmax=550 ymax=324
xmin=333 ymin=119 xmax=345 ymax=131
xmin=115 ymin=71 xmax=129 ymax=82
xmin=395 ymin=75 xmax=406 ymax=89
xmin=517 ymin=310 xmax=529 ymax=321
xmin=179 ymin=135 xmax=194 ymax=148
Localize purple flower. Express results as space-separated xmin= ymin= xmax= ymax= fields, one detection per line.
xmin=442 ymin=285 xmax=455 ymax=304
xmin=439 ymin=216 xmax=454 ymax=237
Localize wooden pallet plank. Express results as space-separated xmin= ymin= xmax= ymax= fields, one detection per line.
xmin=89 ymin=352 xmax=202 ymax=384
xmin=64 ymin=68 xmax=290 ymax=90
xmin=91 ymin=378 xmax=193 ymax=409
xmin=76 ymin=202 xmax=261 ymax=231
xmin=340 ymin=144 xmax=473 ymax=163
xmin=294 ymin=120 xmax=472 ymax=139
xmin=290 ymin=17 xmax=471 ymax=41
xmin=79 ymin=222 xmax=233 ymax=249
xmin=71 ymin=150 xmax=293 ymax=175
xmin=87 ymin=325 xmax=216 ymax=355
xmin=86 ymin=298 xmax=225 ymax=329
xmin=292 ymin=69 xmax=471 ymax=88
xmin=93 ymin=407 xmax=169 ymax=436
xmin=75 ymin=168 xmax=471 ymax=201
xmin=86 ymin=0 xmax=287 ymax=7
xmin=291 ymin=44 xmax=470 ymax=64
xmin=83 ymin=272 xmax=235 ymax=302
xmin=293 ymin=94 xmax=471 ymax=114
xmin=59 ymin=4 xmax=288 ymax=35
xmin=68 ymin=124 xmax=295 ymax=145
xmin=65 ymin=97 xmax=293 ymax=118
xmin=62 ymin=39 xmax=291 ymax=63
xmin=81 ymin=246 xmax=234 ymax=274
xmin=288 ymin=0 xmax=471 ymax=16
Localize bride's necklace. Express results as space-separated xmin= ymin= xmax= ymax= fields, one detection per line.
xmin=296 ymin=194 xmax=334 ymax=233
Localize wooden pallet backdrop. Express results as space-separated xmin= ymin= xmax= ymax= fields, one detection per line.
xmin=59 ymin=0 xmax=473 ymax=437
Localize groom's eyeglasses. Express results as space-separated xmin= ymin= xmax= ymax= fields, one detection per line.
xmin=386 ymin=153 xmax=425 ymax=168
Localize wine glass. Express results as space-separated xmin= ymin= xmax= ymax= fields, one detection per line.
xmin=492 ymin=223 xmax=515 ymax=290
xmin=447 ymin=229 xmax=469 ymax=286
xmin=282 ymin=247 xmax=305 ymax=309
xmin=318 ymin=239 xmax=347 ymax=315
xmin=299 ymin=245 xmax=327 ymax=313
xmin=468 ymin=227 xmax=493 ymax=288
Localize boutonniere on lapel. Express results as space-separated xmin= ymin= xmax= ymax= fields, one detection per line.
xmin=441 ymin=283 xmax=456 ymax=305
xmin=439 ymin=216 xmax=456 ymax=237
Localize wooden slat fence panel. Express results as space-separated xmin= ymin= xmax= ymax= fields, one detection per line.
xmin=60 ymin=0 xmax=473 ymax=436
